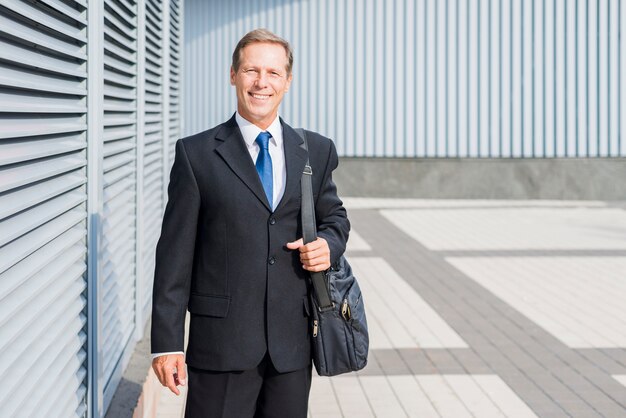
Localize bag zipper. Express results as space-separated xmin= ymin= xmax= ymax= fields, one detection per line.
xmin=313 ymin=320 xmax=318 ymax=337
xmin=341 ymin=298 xmax=351 ymax=321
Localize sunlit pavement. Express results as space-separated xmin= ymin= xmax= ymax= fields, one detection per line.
xmin=148 ymin=199 xmax=626 ymax=418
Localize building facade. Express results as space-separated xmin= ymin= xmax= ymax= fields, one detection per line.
xmin=185 ymin=0 xmax=625 ymax=159
xmin=0 ymin=0 xmax=182 ymax=416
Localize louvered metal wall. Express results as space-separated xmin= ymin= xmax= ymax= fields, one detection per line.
xmin=140 ymin=0 xmax=164 ymax=331
xmin=169 ymin=0 xmax=182 ymax=164
xmin=0 ymin=0 xmax=89 ymax=417
xmin=0 ymin=0 xmax=182 ymax=416
xmin=101 ymin=0 xmax=138 ymax=408
xmin=184 ymin=0 xmax=625 ymax=158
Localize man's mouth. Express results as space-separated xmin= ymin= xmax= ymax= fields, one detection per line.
xmin=249 ymin=93 xmax=271 ymax=100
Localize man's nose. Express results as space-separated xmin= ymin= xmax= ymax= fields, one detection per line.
xmin=254 ymin=71 xmax=269 ymax=87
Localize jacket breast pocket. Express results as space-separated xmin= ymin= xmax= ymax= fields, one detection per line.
xmin=188 ymin=293 xmax=231 ymax=318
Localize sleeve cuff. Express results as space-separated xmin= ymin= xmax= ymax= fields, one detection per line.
xmin=151 ymin=351 xmax=185 ymax=359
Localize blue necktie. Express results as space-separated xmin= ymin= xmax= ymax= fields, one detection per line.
xmin=255 ymin=131 xmax=273 ymax=208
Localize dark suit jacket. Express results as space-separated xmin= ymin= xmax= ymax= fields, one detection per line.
xmin=151 ymin=114 xmax=349 ymax=373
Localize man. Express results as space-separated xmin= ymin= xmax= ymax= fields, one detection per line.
xmin=151 ymin=29 xmax=349 ymax=417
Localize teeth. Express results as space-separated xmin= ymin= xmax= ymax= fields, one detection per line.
xmin=251 ymin=93 xmax=269 ymax=99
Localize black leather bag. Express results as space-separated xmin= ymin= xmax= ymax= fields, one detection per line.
xmin=296 ymin=129 xmax=369 ymax=376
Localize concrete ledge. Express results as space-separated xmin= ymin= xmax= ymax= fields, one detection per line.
xmin=334 ymin=158 xmax=626 ymax=200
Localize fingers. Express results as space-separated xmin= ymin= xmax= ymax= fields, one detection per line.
xmin=299 ymin=238 xmax=330 ymax=271
xmin=300 ymin=248 xmax=327 ymax=267
xmin=152 ymin=356 xmax=168 ymax=386
xmin=176 ymin=355 xmax=187 ymax=386
xmin=287 ymin=237 xmax=325 ymax=252
xmin=164 ymin=366 xmax=181 ymax=396
xmin=301 ymin=252 xmax=330 ymax=271
xmin=286 ymin=238 xmax=303 ymax=250
xmin=299 ymin=245 xmax=325 ymax=260
xmin=287 ymin=237 xmax=331 ymax=271
xmin=302 ymin=260 xmax=330 ymax=272
xmin=152 ymin=355 xmax=185 ymax=396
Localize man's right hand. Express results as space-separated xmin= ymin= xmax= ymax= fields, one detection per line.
xmin=152 ymin=354 xmax=187 ymax=395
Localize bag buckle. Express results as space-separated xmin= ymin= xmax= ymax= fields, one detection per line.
xmin=317 ymin=302 xmax=334 ymax=312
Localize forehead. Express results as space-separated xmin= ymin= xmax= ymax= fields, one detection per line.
xmin=239 ymin=42 xmax=289 ymax=67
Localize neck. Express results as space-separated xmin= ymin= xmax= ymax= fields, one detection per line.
xmin=237 ymin=111 xmax=277 ymax=131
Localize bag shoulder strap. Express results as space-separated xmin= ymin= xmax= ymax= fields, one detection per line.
xmin=295 ymin=128 xmax=316 ymax=246
xmin=295 ymin=128 xmax=333 ymax=310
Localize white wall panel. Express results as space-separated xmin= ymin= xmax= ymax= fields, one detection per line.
xmin=101 ymin=0 xmax=137 ymax=409
xmin=0 ymin=1 xmax=88 ymax=417
xmin=169 ymin=0 xmax=182 ymax=162
xmin=184 ymin=0 xmax=625 ymax=158
xmin=1 ymin=0 xmax=182 ymax=416
xmin=138 ymin=0 xmax=165 ymax=328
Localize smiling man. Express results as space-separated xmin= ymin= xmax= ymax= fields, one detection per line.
xmin=150 ymin=29 xmax=349 ymax=417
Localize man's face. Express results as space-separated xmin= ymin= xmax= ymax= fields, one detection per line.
xmin=230 ymin=42 xmax=293 ymax=130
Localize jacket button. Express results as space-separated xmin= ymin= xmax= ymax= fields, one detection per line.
xmin=269 ymin=218 xmax=276 ymax=225
xmin=268 ymin=257 xmax=276 ymax=265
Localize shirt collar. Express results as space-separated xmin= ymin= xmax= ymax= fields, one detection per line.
xmin=235 ymin=112 xmax=283 ymax=148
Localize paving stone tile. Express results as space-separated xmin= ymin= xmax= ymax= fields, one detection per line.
xmin=598 ymin=348 xmax=626 ymax=373
xmin=424 ymin=349 xmax=465 ymax=374
xmin=345 ymin=229 xmax=372 ymax=252
xmin=371 ymin=349 xmax=411 ymax=375
xmin=329 ymin=376 xmax=375 ymax=417
xmin=552 ymin=401 xmax=599 ymax=417
xmin=527 ymin=407 xmax=569 ymax=418
xmin=381 ymin=207 xmax=626 ymax=250
xmin=576 ymin=349 xmax=626 ymax=375
xmin=387 ymin=375 xmax=440 ymax=417
xmin=358 ymin=376 xmax=407 ymax=417
xmin=601 ymin=349 xmax=626 ymax=368
xmin=416 ymin=375 xmax=473 ymax=417
xmin=395 ymin=348 xmax=437 ymax=375
xmin=447 ymin=348 xmax=493 ymax=374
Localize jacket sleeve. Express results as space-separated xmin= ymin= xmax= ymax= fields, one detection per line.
xmin=151 ymin=139 xmax=200 ymax=353
xmin=314 ymin=139 xmax=350 ymax=264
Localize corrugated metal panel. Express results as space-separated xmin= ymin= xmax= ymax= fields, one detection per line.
xmin=1 ymin=0 xmax=184 ymax=415
xmin=141 ymin=0 xmax=164 ymax=325
xmin=0 ymin=0 xmax=88 ymax=417
xmin=169 ymin=0 xmax=182 ymax=163
xmin=102 ymin=0 xmax=137 ymax=408
xmin=183 ymin=0 xmax=625 ymax=158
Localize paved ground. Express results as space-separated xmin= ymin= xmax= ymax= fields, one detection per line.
xmin=149 ymin=198 xmax=626 ymax=418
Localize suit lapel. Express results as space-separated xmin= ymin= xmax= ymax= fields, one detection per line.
xmin=214 ymin=115 xmax=272 ymax=210
xmin=275 ymin=119 xmax=308 ymax=212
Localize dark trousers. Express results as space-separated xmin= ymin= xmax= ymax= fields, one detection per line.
xmin=184 ymin=354 xmax=312 ymax=418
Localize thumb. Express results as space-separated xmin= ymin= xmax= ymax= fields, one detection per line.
xmin=286 ymin=238 xmax=304 ymax=250
xmin=176 ymin=356 xmax=187 ymax=386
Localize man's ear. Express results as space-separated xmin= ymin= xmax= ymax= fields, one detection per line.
xmin=230 ymin=67 xmax=236 ymax=85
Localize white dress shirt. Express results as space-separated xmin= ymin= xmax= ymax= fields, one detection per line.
xmin=152 ymin=112 xmax=287 ymax=359
xmin=235 ymin=112 xmax=286 ymax=210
